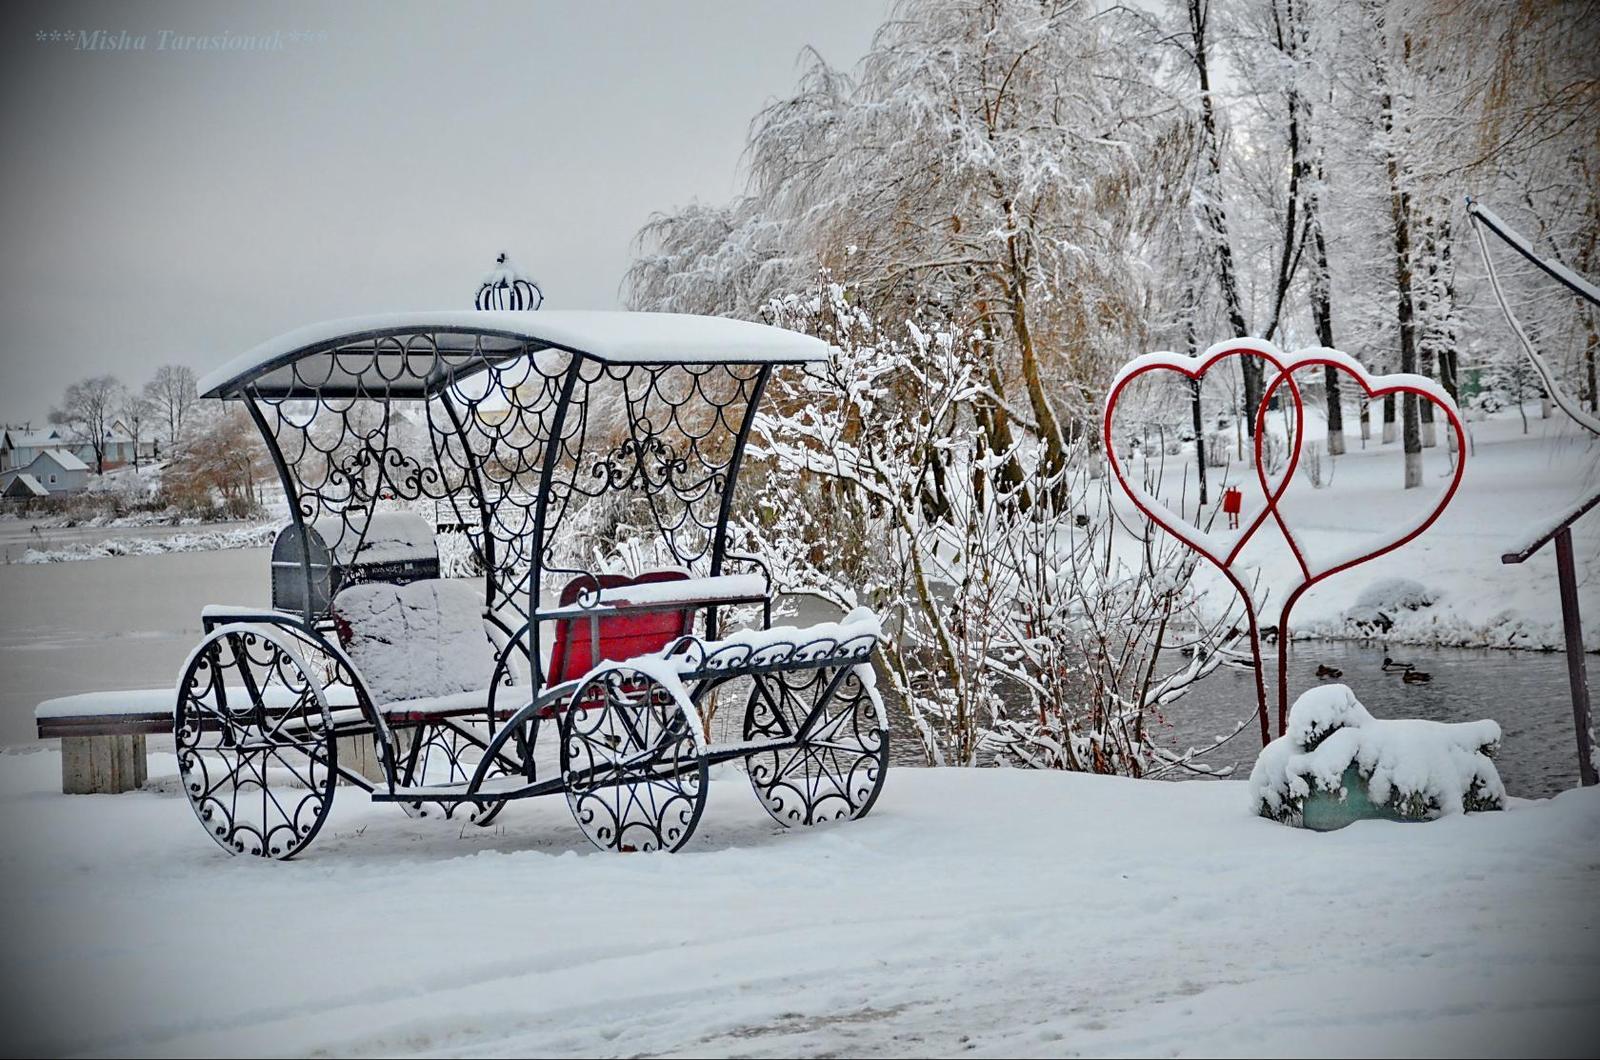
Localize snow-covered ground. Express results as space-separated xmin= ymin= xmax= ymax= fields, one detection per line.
xmin=0 ymin=750 xmax=1594 ymax=1057
xmin=1119 ymin=403 xmax=1600 ymax=652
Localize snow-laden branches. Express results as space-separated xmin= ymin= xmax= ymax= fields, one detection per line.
xmin=737 ymin=279 xmax=1248 ymax=772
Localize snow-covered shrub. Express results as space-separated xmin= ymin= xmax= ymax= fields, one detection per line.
xmin=161 ymin=407 xmax=270 ymax=519
xmin=1250 ymin=685 xmax=1505 ymax=826
xmin=745 ymin=279 xmax=1247 ymax=772
xmin=1343 ymin=577 xmax=1438 ymax=633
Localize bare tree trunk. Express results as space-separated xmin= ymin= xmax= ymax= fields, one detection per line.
xmin=1416 ymin=214 xmax=1442 ymax=448
xmin=1189 ymin=0 xmax=1257 ymax=433
xmin=1382 ymin=393 xmax=1396 ymax=444
xmin=1378 ymin=61 xmax=1422 ymax=486
xmin=1185 ymin=278 xmax=1208 ymax=505
xmin=1260 ymin=0 xmax=1307 ymax=345
xmin=1306 ymin=158 xmax=1344 ymax=455
xmin=1586 ymin=318 xmax=1599 ymax=413
xmin=970 ymin=298 xmax=1030 ymax=508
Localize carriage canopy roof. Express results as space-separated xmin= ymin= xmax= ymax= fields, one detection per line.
xmin=199 ymin=310 xmax=831 ymax=399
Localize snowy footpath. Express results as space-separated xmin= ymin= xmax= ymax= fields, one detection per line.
xmin=1 ymin=750 xmax=1596 ymax=1057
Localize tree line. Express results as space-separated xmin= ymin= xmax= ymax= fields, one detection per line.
xmin=46 ymin=364 xmax=267 ymax=517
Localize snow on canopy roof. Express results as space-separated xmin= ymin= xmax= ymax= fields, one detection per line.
xmin=199 ymin=310 xmax=831 ymax=399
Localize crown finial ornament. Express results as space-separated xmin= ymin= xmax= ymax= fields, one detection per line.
xmin=475 ymin=252 xmax=543 ymax=310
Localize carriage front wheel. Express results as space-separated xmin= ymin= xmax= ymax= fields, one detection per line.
xmin=743 ymin=663 xmax=888 ymax=827
xmin=560 ymin=664 xmax=707 ymax=853
xmin=175 ymin=624 xmax=338 ymax=859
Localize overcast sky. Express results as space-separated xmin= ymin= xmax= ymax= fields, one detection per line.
xmin=0 ymin=0 xmax=890 ymax=425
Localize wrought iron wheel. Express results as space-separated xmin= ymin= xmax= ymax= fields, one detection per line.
xmin=743 ymin=664 xmax=888 ymax=827
xmin=560 ymin=665 xmax=707 ymax=852
xmin=394 ymin=720 xmax=512 ymax=826
xmin=175 ymin=625 xmax=338 ymax=859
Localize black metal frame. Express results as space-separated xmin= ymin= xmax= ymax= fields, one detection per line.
xmin=177 ymin=320 xmax=888 ymax=856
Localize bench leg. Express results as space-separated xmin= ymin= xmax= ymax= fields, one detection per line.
xmin=61 ymin=734 xmax=148 ymax=794
xmin=336 ymin=731 xmax=412 ymax=786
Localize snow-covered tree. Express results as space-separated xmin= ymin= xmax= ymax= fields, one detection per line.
xmin=144 ymin=365 xmax=199 ymax=450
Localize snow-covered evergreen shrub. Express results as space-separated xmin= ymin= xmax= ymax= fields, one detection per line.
xmin=1250 ymin=685 xmax=1505 ymax=826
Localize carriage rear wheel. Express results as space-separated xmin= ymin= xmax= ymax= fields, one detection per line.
xmin=175 ymin=625 xmax=338 ymax=859
xmin=560 ymin=665 xmax=707 ymax=852
xmin=743 ymin=664 xmax=888 ymax=827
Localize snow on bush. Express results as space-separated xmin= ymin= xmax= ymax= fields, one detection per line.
xmin=1341 ymin=577 xmax=1438 ymax=633
xmin=85 ymin=463 xmax=163 ymax=499
xmin=1250 ymin=684 xmax=1505 ymax=826
xmin=18 ymin=524 xmax=275 ymax=563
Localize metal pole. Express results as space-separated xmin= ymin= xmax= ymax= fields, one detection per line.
xmin=1554 ymin=526 xmax=1597 ymax=786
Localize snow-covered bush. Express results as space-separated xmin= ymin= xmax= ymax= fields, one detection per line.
xmin=1343 ymin=577 xmax=1438 ymax=633
xmin=1250 ymin=685 xmax=1505 ymax=826
xmin=744 ymin=279 xmax=1247 ymax=772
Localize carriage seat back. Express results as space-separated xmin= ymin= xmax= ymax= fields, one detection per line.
xmin=545 ymin=570 xmax=693 ymax=687
xmin=331 ymin=578 xmax=496 ymax=706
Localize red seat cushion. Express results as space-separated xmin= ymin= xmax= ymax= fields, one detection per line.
xmin=545 ymin=570 xmax=693 ymax=688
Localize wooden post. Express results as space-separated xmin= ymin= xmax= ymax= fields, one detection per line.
xmin=61 ymin=734 xmax=148 ymax=794
xmin=1554 ymin=527 xmax=1597 ymax=786
xmin=338 ymin=733 xmax=388 ymax=784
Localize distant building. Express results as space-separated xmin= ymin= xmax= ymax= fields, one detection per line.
xmin=0 ymin=448 xmax=90 ymax=495
xmin=1 ymin=423 xmax=156 ymax=473
xmin=1 ymin=473 xmax=49 ymax=500
xmin=0 ymin=427 xmax=66 ymax=471
xmin=105 ymin=419 xmax=159 ymax=465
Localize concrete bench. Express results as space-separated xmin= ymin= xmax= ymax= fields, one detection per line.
xmin=35 ymin=687 xmax=391 ymax=795
xmin=35 ymin=690 xmax=171 ymax=794
xmin=34 ymin=686 xmax=470 ymax=795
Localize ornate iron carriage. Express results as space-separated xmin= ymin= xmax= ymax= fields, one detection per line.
xmin=178 ymin=309 xmax=889 ymax=858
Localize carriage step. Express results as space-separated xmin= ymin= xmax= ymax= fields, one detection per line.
xmin=372 ymin=773 xmax=547 ymax=802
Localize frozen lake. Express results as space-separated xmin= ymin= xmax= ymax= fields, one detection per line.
xmin=0 ymin=537 xmax=1591 ymax=797
xmin=0 ymin=546 xmax=269 ymax=747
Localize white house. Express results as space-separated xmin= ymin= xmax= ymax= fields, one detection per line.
xmin=0 ymin=448 xmax=90 ymax=495
xmin=0 ymin=427 xmax=66 ymax=471
xmin=104 ymin=420 xmax=159 ymax=465
xmin=1 ymin=423 xmax=157 ymax=473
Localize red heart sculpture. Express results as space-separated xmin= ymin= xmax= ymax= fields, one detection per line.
xmin=1103 ymin=340 xmax=1469 ymax=743
xmin=1103 ymin=341 xmax=1296 ymax=572
xmin=1252 ymin=351 xmax=1467 ymax=588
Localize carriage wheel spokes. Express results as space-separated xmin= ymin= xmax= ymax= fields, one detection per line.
xmin=560 ymin=665 xmax=707 ymax=853
xmin=743 ymin=664 xmax=888 ymax=827
xmin=175 ymin=625 xmax=338 ymax=859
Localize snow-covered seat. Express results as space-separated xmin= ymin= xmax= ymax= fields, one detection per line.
xmin=332 ymin=578 xmax=508 ymax=718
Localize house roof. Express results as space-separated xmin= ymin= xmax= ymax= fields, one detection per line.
xmin=37 ymin=448 xmax=89 ymax=472
xmin=2 ymin=429 xmax=61 ymax=449
xmin=2 ymin=473 xmax=48 ymax=498
xmin=199 ymin=310 xmax=832 ymax=399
